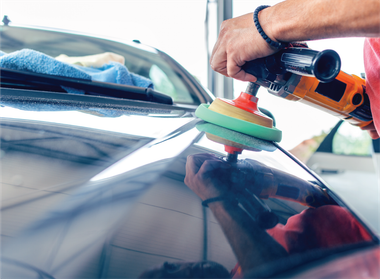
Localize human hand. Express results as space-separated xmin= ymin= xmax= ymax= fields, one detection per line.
xmin=210 ymin=10 xmax=279 ymax=82
xmin=184 ymin=153 xmax=231 ymax=201
xmin=361 ymin=122 xmax=380 ymax=139
xmin=184 ymin=154 xmax=273 ymax=201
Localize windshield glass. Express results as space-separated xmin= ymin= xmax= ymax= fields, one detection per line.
xmin=0 ymin=26 xmax=201 ymax=104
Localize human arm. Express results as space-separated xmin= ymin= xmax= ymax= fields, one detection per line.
xmin=206 ymin=199 xmax=288 ymax=272
xmin=210 ymin=0 xmax=380 ymax=82
xmin=184 ymin=153 xmax=372 ymax=272
xmin=184 ymin=154 xmax=288 ymax=273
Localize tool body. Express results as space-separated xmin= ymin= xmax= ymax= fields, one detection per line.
xmin=242 ymin=47 xmax=372 ymax=127
xmin=196 ymin=46 xmax=373 ymax=157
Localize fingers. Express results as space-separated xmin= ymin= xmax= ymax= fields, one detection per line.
xmin=186 ymin=153 xmax=219 ymax=175
xmin=184 ymin=154 xmax=229 ymax=200
xmin=210 ymin=36 xmax=228 ymax=76
xmin=210 ymin=18 xmax=231 ymax=72
xmin=361 ymin=122 xmax=375 ymax=130
xmin=210 ymin=12 xmax=281 ymax=82
xmin=211 ymin=46 xmax=257 ymax=81
xmin=197 ymin=157 xmax=228 ymax=181
xmin=185 ymin=153 xmax=218 ymax=186
xmin=210 ymin=36 xmax=257 ymax=81
xmin=361 ymin=122 xmax=380 ymax=139
xmin=209 ymin=15 xmax=262 ymax=81
xmin=368 ymin=130 xmax=380 ymax=139
xmin=210 ymin=15 xmax=256 ymax=80
xmin=226 ymin=56 xmax=257 ymax=82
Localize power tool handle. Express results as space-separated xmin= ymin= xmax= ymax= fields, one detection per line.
xmin=242 ymin=47 xmax=341 ymax=83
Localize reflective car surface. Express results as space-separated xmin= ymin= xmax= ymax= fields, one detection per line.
xmin=1 ymin=24 xmax=379 ymax=279
xmin=307 ymin=120 xmax=380 ymax=234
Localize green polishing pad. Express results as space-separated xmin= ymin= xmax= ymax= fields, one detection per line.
xmin=195 ymin=104 xmax=282 ymax=142
xmin=196 ymin=122 xmax=277 ymax=152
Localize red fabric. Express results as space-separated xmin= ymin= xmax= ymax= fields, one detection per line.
xmin=231 ymin=206 xmax=372 ymax=278
xmin=267 ymin=205 xmax=372 ymax=254
xmin=364 ymin=38 xmax=380 ymax=135
xmin=231 ymin=263 xmax=243 ymax=278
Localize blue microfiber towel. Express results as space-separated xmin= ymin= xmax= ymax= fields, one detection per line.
xmin=0 ymin=49 xmax=154 ymax=90
xmin=0 ymin=49 xmax=92 ymax=84
xmin=0 ymin=49 xmax=155 ymax=117
xmin=83 ymin=62 xmax=154 ymax=89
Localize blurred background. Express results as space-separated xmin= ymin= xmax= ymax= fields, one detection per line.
xmin=0 ymin=0 xmax=367 ymax=150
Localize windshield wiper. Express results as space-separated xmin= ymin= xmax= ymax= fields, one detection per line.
xmin=0 ymin=68 xmax=173 ymax=105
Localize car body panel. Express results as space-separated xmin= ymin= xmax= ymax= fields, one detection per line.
xmin=307 ymin=121 xmax=380 ymax=234
xmin=1 ymin=105 xmax=309 ymax=278
xmin=293 ymin=246 xmax=380 ymax=278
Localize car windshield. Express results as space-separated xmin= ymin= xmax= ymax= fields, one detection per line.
xmin=0 ymin=25 xmax=203 ymax=105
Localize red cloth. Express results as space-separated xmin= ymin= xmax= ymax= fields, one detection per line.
xmin=231 ymin=205 xmax=372 ymax=278
xmin=267 ymin=205 xmax=372 ymax=254
xmin=364 ymin=38 xmax=380 ymax=135
xmin=231 ymin=264 xmax=243 ymax=278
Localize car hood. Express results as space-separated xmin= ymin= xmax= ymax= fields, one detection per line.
xmin=1 ymin=103 xmax=198 ymax=202
xmin=0 ymin=102 xmax=202 ymax=276
xmin=2 ymin=96 xmax=375 ymax=278
xmin=0 ymin=99 xmax=304 ymax=275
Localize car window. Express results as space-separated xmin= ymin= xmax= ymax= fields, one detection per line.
xmin=332 ymin=121 xmax=373 ymax=156
xmin=0 ymin=26 xmax=201 ymax=105
xmin=149 ymin=64 xmax=195 ymax=103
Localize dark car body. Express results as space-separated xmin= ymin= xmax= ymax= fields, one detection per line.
xmin=0 ymin=24 xmax=379 ymax=278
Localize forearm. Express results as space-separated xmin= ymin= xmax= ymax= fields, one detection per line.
xmin=261 ymin=0 xmax=380 ymax=43
xmin=208 ymin=201 xmax=287 ymax=273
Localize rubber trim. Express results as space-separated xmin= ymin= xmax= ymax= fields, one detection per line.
xmin=195 ymin=104 xmax=282 ymax=142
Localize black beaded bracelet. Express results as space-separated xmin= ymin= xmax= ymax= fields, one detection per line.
xmin=253 ymin=5 xmax=288 ymax=49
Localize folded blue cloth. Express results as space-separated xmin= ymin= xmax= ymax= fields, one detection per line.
xmin=0 ymin=49 xmax=154 ymax=91
xmin=0 ymin=49 xmax=155 ymax=117
xmin=83 ymin=62 xmax=154 ymax=89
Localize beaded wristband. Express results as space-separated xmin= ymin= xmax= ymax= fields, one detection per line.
xmin=253 ymin=5 xmax=288 ymax=49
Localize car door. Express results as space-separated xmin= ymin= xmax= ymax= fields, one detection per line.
xmin=307 ymin=120 xmax=380 ymax=234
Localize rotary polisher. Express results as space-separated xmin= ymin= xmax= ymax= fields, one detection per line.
xmin=196 ymin=45 xmax=372 ymax=161
xmin=195 ymin=46 xmax=349 ymax=222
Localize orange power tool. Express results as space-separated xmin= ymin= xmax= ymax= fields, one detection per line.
xmin=242 ymin=46 xmax=373 ymax=128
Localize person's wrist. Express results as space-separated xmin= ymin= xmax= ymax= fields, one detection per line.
xmin=207 ymin=197 xmax=238 ymax=211
xmin=256 ymin=6 xmax=286 ymax=49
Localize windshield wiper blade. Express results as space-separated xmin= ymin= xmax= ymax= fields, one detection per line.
xmin=0 ymin=68 xmax=173 ymax=105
